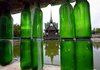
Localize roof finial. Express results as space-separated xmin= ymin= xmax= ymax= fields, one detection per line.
xmin=50 ymin=4 xmax=53 ymax=23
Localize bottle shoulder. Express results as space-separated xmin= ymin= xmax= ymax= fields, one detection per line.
xmin=75 ymin=1 xmax=89 ymax=7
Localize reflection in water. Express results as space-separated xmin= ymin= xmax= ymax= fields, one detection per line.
xmin=93 ymin=41 xmax=100 ymax=49
xmin=44 ymin=40 xmax=60 ymax=65
xmin=13 ymin=39 xmax=100 ymax=70
xmin=93 ymin=41 xmax=100 ymax=70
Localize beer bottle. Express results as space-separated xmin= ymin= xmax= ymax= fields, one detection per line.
xmin=32 ymin=2 xmax=43 ymax=38
xmin=20 ymin=39 xmax=31 ymax=69
xmin=31 ymin=39 xmax=43 ymax=70
xmin=0 ymin=40 xmax=13 ymax=66
xmin=0 ymin=5 xmax=13 ymax=39
xmin=59 ymin=1 xmax=75 ymax=39
xmin=21 ymin=2 xmax=31 ymax=38
xmin=74 ymin=0 xmax=92 ymax=38
xmin=60 ymin=39 xmax=75 ymax=70
xmin=75 ymin=39 xmax=93 ymax=70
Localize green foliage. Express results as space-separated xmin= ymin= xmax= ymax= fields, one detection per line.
xmin=14 ymin=24 xmax=20 ymax=37
xmin=92 ymin=28 xmax=100 ymax=34
xmin=95 ymin=28 xmax=100 ymax=34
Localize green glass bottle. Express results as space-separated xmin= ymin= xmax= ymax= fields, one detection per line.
xmin=21 ymin=2 xmax=31 ymax=38
xmin=32 ymin=3 xmax=43 ymax=38
xmin=0 ymin=40 xmax=13 ymax=66
xmin=31 ymin=39 xmax=43 ymax=70
xmin=76 ymin=39 xmax=93 ymax=70
xmin=59 ymin=1 xmax=75 ymax=39
xmin=20 ymin=39 xmax=31 ymax=69
xmin=0 ymin=6 xmax=13 ymax=39
xmin=74 ymin=0 xmax=92 ymax=38
xmin=60 ymin=40 xmax=75 ymax=70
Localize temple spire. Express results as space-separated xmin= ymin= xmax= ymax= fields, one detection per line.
xmin=50 ymin=5 xmax=53 ymax=23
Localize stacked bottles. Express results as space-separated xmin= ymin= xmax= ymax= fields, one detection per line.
xmin=20 ymin=2 xmax=31 ymax=69
xmin=60 ymin=1 xmax=75 ymax=70
xmin=32 ymin=2 xmax=43 ymax=70
xmin=59 ymin=1 xmax=75 ymax=39
xmin=74 ymin=0 xmax=92 ymax=38
xmin=0 ymin=3 xmax=13 ymax=66
xmin=74 ymin=0 xmax=93 ymax=69
xmin=20 ymin=1 xmax=43 ymax=70
xmin=60 ymin=0 xmax=93 ymax=70
xmin=60 ymin=39 xmax=75 ymax=70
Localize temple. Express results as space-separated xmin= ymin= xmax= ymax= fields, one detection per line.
xmin=44 ymin=11 xmax=59 ymax=40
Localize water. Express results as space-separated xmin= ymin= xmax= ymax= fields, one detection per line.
xmin=93 ymin=41 xmax=100 ymax=70
xmin=0 ymin=38 xmax=100 ymax=70
xmin=43 ymin=39 xmax=100 ymax=70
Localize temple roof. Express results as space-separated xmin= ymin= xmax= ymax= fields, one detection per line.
xmin=45 ymin=23 xmax=58 ymax=31
xmin=45 ymin=9 xmax=58 ymax=31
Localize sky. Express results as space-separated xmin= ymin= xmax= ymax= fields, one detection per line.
xmin=12 ymin=0 xmax=100 ymax=30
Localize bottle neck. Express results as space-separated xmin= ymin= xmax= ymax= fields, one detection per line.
xmin=76 ymin=0 xmax=87 ymax=2
xmin=34 ymin=1 xmax=40 ymax=9
xmin=23 ymin=2 xmax=30 ymax=11
xmin=64 ymin=0 xmax=70 ymax=4
xmin=1 ymin=6 xmax=10 ymax=15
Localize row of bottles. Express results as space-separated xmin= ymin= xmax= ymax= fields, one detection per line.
xmin=21 ymin=2 xmax=43 ymax=39
xmin=20 ymin=1 xmax=43 ymax=70
xmin=60 ymin=0 xmax=91 ymax=39
xmin=60 ymin=39 xmax=93 ymax=70
xmin=60 ymin=0 xmax=93 ymax=70
xmin=0 ymin=3 xmax=13 ymax=66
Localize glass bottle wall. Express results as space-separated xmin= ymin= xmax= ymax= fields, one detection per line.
xmin=60 ymin=2 xmax=75 ymax=39
xmin=74 ymin=0 xmax=92 ymax=38
xmin=75 ymin=39 xmax=93 ymax=70
xmin=0 ymin=0 xmax=94 ymax=69
xmin=0 ymin=3 xmax=13 ymax=66
xmin=60 ymin=39 xmax=75 ymax=70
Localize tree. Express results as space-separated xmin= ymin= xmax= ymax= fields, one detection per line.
xmin=14 ymin=24 xmax=20 ymax=37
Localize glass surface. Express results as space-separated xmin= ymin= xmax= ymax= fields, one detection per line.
xmin=31 ymin=39 xmax=43 ymax=70
xmin=0 ymin=12 xmax=13 ymax=39
xmin=0 ymin=40 xmax=13 ymax=66
xmin=20 ymin=39 xmax=31 ymax=69
xmin=21 ymin=4 xmax=31 ymax=38
xmin=76 ymin=39 xmax=93 ymax=70
xmin=74 ymin=1 xmax=92 ymax=38
xmin=32 ymin=7 xmax=43 ymax=38
xmin=60 ymin=40 xmax=75 ymax=70
xmin=60 ymin=2 xmax=75 ymax=38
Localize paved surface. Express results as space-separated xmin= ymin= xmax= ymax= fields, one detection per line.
xmin=0 ymin=62 xmax=60 ymax=70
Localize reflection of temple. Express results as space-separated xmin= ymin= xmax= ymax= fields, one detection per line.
xmin=93 ymin=42 xmax=100 ymax=49
xmin=45 ymin=40 xmax=59 ymax=63
xmin=44 ymin=13 xmax=59 ymax=40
